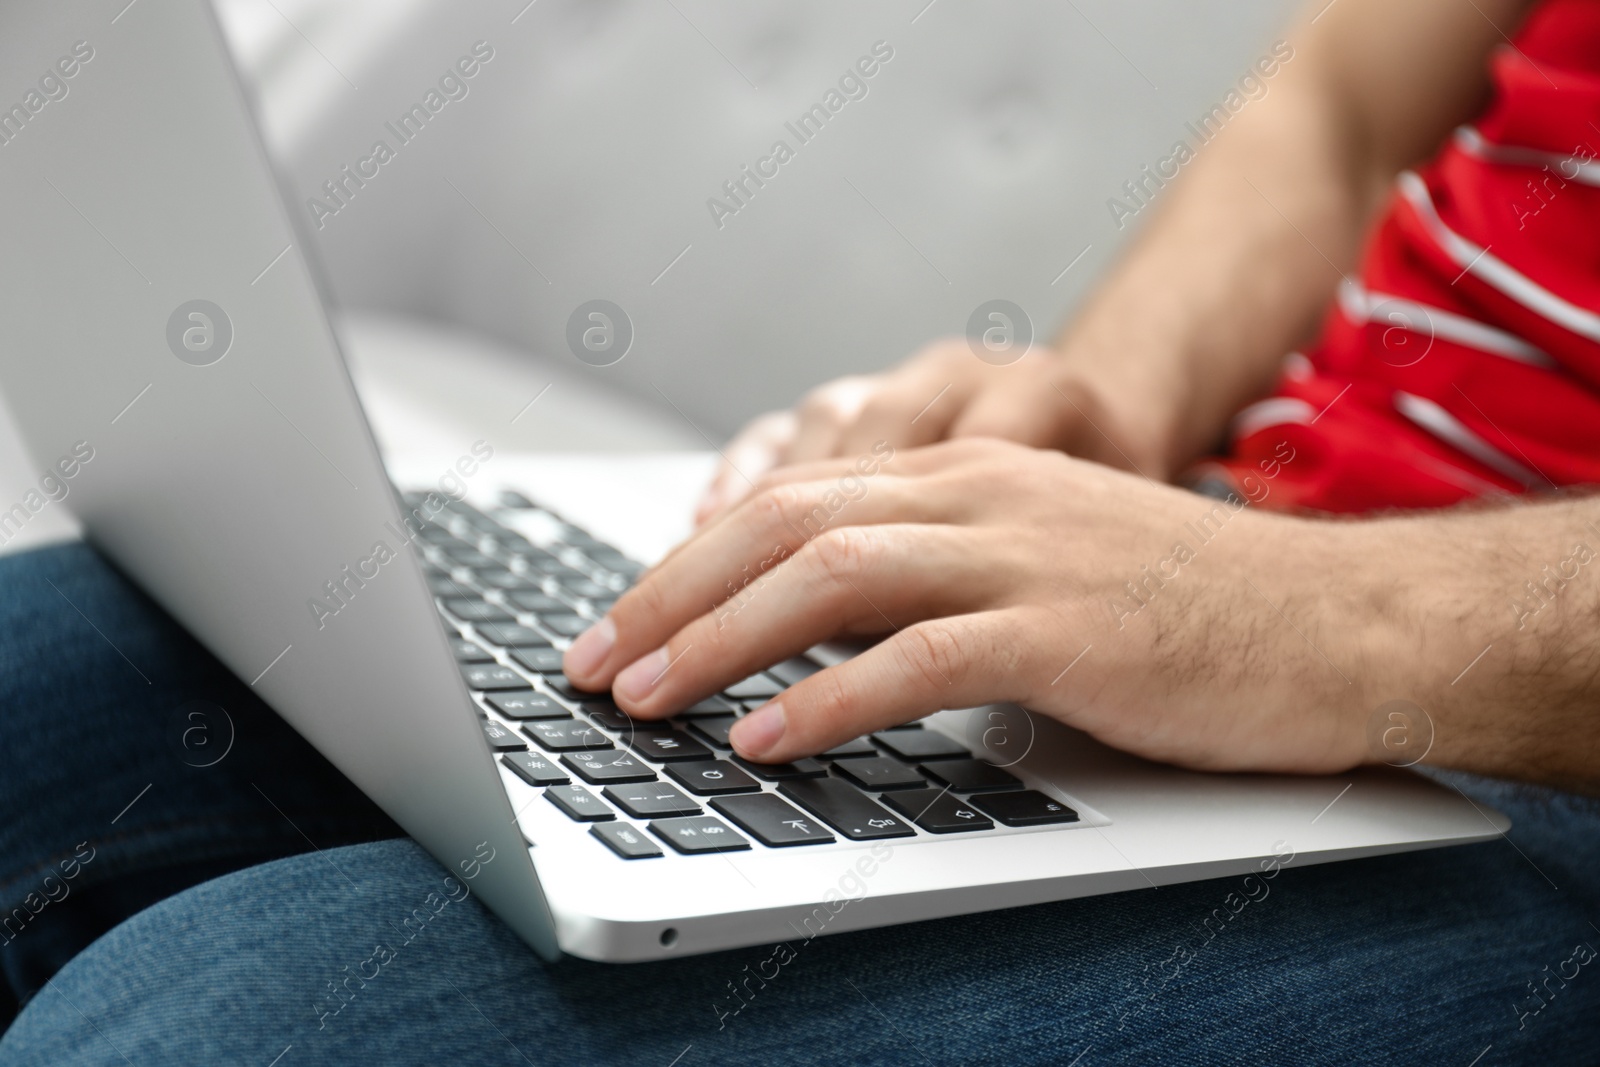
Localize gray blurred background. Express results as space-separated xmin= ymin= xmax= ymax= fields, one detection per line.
xmin=226 ymin=0 xmax=1295 ymax=433
xmin=0 ymin=0 xmax=1299 ymax=549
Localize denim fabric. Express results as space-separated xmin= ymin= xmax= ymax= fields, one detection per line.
xmin=0 ymin=543 xmax=399 ymax=1017
xmin=1 ymin=543 xmax=1598 ymax=1065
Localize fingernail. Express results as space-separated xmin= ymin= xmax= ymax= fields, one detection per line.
xmin=563 ymin=616 xmax=615 ymax=678
xmin=730 ymin=701 xmax=785 ymax=758
xmin=613 ymin=646 xmax=670 ymax=702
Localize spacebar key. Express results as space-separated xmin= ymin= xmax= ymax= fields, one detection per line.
xmin=777 ymin=779 xmax=915 ymax=841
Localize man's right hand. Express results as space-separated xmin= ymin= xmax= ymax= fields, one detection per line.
xmin=695 ymin=339 xmax=1177 ymax=525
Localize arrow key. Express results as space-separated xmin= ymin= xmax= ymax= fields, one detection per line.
xmin=880 ymin=788 xmax=995 ymax=834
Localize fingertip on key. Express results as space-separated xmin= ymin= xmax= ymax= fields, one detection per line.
xmin=563 ymin=616 xmax=615 ymax=680
xmin=730 ymin=702 xmax=785 ymax=760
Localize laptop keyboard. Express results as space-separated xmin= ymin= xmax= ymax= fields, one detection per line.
xmin=399 ymin=490 xmax=1081 ymax=860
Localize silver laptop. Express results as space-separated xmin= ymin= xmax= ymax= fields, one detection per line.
xmin=0 ymin=0 xmax=1505 ymax=962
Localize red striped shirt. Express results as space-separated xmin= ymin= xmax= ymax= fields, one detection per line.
xmin=1193 ymin=0 xmax=1600 ymax=512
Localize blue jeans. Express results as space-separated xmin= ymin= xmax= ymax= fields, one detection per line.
xmin=0 ymin=544 xmax=1597 ymax=1065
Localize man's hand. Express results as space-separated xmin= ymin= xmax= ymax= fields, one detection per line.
xmin=695 ymin=340 xmax=1180 ymax=525
xmin=574 ymin=438 xmax=1381 ymax=776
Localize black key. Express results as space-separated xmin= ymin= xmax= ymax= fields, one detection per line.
xmin=511 ymin=647 xmax=565 ymax=674
xmin=545 ymin=784 xmax=613 ymax=822
xmin=429 ymin=574 xmax=475 ymax=598
xmin=474 ymin=622 xmax=550 ymax=648
xmin=523 ymin=720 xmax=612 ymax=752
xmin=873 ymin=730 xmax=969 ymax=762
xmin=686 ymin=715 xmax=739 ymax=748
xmin=778 ymin=779 xmax=916 ymax=840
xmin=502 ymin=751 xmax=568 ymax=787
xmin=486 ymin=691 xmax=569 ymax=721
xmin=475 ymin=569 xmax=541 ymax=591
xmin=724 ymin=674 xmax=784 ymax=700
xmin=880 ymin=788 xmax=995 ymax=834
xmin=918 ymin=758 xmax=1022 ymax=793
xmin=766 ymin=656 xmax=823 ymax=687
xmin=450 ymin=637 xmax=494 ymax=663
xmin=584 ymin=705 xmax=644 ymax=732
xmin=481 ymin=720 xmax=526 ymax=751
xmin=443 ymin=547 xmax=497 ymax=568
xmin=444 ymin=598 xmax=515 ymax=623
xmin=626 ymin=730 xmax=714 ymax=763
xmin=590 ymin=821 xmax=662 ymax=859
xmin=460 ymin=663 xmax=528 ymax=691
xmin=665 ymin=760 xmax=761 ymax=796
xmin=508 ymin=591 xmax=567 ymax=614
xmin=540 ymin=613 xmax=591 ymax=637
xmin=832 ymin=757 xmax=926 ymax=791
xmin=649 ymin=816 xmax=750 ymax=854
xmin=679 ymin=696 xmax=739 ymax=717
xmin=541 ymin=674 xmax=591 ymax=699
xmin=814 ymin=738 xmax=879 ymax=760
xmin=970 ymin=790 xmax=1079 ymax=826
xmin=602 ymin=783 xmax=701 ymax=818
xmin=557 ymin=577 xmax=612 ymax=599
xmin=561 ymin=751 xmax=657 ymax=784
xmin=732 ymin=756 xmax=829 ymax=781
xmin=712 ymin=793 xmax=835 ymax=847
xmin=498 ymin=490 xmax=536 ymax=509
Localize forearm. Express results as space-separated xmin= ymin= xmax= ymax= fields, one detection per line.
xmin=1057 ymin=70 xmax=1377 ymax=472
xmin=1052 ymin=0 xmax=1532 ymax=476
xmin=1326 ymin=499 xmax=1600 ymax=792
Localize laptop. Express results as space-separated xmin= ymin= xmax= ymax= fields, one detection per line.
xmin=0 ymin=0 xmax=1505 ymax=962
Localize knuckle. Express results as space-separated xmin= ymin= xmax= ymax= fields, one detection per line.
xmin=896 ymin=621 xmax=971 ymax=692
xmin=750 ymin=483 xmax=814 ymax=537
xmin=621 ymin=571 xmax=670 ymax=626
xmin=803 ymin=526 xmax=879 ymax=585
xmin=798 ymin=667 xmax=854 ymax=735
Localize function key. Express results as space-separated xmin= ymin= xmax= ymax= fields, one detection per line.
xmin=486 ymin=691 xmax=569 ymax=721
xmin=524 ymin=720 xmax=612 ymax=752
xmin=814 ymin=738 xmax=878 ymax=760
xmin=880 ymin=788 xmax=994 ymax=834
xmin=724 ymin=674 xmax=784 ymax=700
xmin=602 ymin=782 xmax=702 ymax=818
xmin=545 ymin=784 xmax=613 ymax=822
xmin=777 ymin=779 xmax=916 ymax=841
xmin=917 ymin=758 xmax=1022 ymax=793
xmin=830 ymin=757 xmax=925 ymax=791
xmin=625 ymin=730 xmax=714 ymax=763
xmin=969 ymin=790 xmax=1079 ymax=827
xmin=649 ymin=815 xmax=750 ymax=854
xmin=664 ymin=760 xmax=761 ymax=796
xmin=872 ymin=730 xmax=969 ymax=762
xmin=460 ymin=663 xmax=528 ymax=691
xmin=502 ymin=751 xmax=569 ymax=787
xmin=561 ymin=751 xmax=657 ymax=784
xmin=711 ymin=793 xmax=835 ymax=847
xmin=511 ymin=647 xmax=565 ymax=674
xmin=590 ymin=822 xmax=662 ymax=859
xmin=481 ymin=721 xmax=526 ymax=751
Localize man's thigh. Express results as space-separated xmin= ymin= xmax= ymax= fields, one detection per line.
xmin=4 ymin=772 xmax=1597 ymax=1067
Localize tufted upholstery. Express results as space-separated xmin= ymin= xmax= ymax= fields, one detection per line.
xmin=221 ymin=0 xmax=1297 ymax=435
